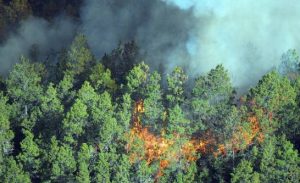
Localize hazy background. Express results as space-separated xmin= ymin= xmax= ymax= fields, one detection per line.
xmin=1 ymin=0 xmax=299 ymax=90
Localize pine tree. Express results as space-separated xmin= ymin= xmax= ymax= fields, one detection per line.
xmin=39 ymin=83 xmax=64 ymax=139
xmin=166 ymin=66 xmax=187 ymax=107
xmin=93 ymin=152 xmax=111 ymax=183
xmin=0 ymin=93 xmax=14 ymax=176
xmin=6 ymin=57 xmax=44 ymax=129
xmin=231 ymin=159 xmax=260 ymax=183
xmin=17 ymin=129 xmax=40 ymax=178
xmin=65 ymin=34 xmax=94 ymax=76
xmin=88 ymin=63 xmax=117 ymax=93
xmin=46 ymin=137 xmax=76 ymax=182
xmin=76 ymin=143 xmax=92 ymax=183
xmin=259 ymin=136 xmax=300 ymax=183
xmin=0 ymin=157 xmax=31 ymax=183
xmin=143 ymin=71 xmax=164 ymax=131
xmin=62 ymin=99 xmax=88 ymax=144
xmin=112 ymin=155 xmax=131 ymax=183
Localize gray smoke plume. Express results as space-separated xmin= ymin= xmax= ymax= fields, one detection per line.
xmin=80 ymin=0 xmax=197 ymax=71
xmin=163 ymin=0 xmax=300 ymax=89
xmin=81 ymin=0 xmax=300 ymax=89
xmin=0 ymin=16 xmax=76 ymax=74
xmin=1 ymin=0 xmax=299 ymax=90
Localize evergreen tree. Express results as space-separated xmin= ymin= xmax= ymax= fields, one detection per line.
xmin=143 ymin=71 xmax=164 ymax=131
xmin=166 ymin=66 xmax=187 ymax=107
xmin=167 ymin=104 xmax=190 ymax=136
xmin=112 ymin=155 xmax=131 ymax=183
xmin=62 ymin=99 xmax=88 ymax=144
xmin=45 ymin=137 xmax=76 ymax=182
xmin=259 ymin=136 xmax=300 ymax=183
xmin=126 ymin=62 xmax=150 ymax=98
xmin=0 ymin=93 xmax=14 ymax=160
xmin=278 ymin=49 xmax=300 ymax=80
xmin=76 ymin=143 xmax=92 ymax=183
xmin=231 ymin=159 xmax=260 ymax=183
xmin=0 ymin=157 xmax=31 ymax=183
xmin=93 ymin=152 xmax=111 ymax=183
xmin=116 ymin=93 xmax=132 ymax=134
xmin=0 ymin=93 xmax=14 ymax=177
xmin=6 ymin=57 xmax=44 ymax=128
xmin=250 ymin=71 xmax=296 ymax=114
xmin=191 ymin=65 xmax=234 ymax=132
xmin=39 ymin=83 xmax=64 ymax=139
xmin=88 ymin=63 xmax=117 ymax=93
xmin=131 ymin=160 xmax=156 ymax=183
xmin=65 ymin=34 xmax=94 ymax=77
xmin=17 ymin=129 xmax=41 ymax=178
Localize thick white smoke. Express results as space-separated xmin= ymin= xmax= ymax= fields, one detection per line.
xmin=164 ymin=0 xmax=300 ymax=89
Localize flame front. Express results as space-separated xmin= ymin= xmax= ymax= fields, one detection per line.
xmin=126 ymin=100 xmax=265 ymax=180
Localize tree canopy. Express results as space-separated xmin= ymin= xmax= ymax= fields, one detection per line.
xmin=0 ymin=34 xmax=299 ymax=183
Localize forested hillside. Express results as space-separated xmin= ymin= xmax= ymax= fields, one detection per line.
xmin=0 ymin=33 xmax=299 ymax=183
xmin=1 ymin=1 xmax=300 ymax=183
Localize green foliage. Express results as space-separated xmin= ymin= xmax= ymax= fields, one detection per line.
xmin=193 ymin=65 xmax=233 ymax=103
xmin=167 ymin=104 xmax=190 ymax=135
xmin=126 ymin=62 xmax=150 ymax=96
xmin=65 ymin=34 xmax=94 ymax=76
xmin=41 ymin=83 xmax=64 ymax=115
xmin=93 ymin=152 xmax=111 ymax=183
xmin=76 ymin=143 xmax=92 ymax=183
xmin=39 ymin=83 xmax=64 ymax=139
xmin=88 ymin=63 xmax=117 ymax=93
xmin=0 ymin=93 xmax=14 ymax=162
xmin=116 ymin=93 xmax=132 ymax=134
xmin=6 ymin=57 xmax=44 ymax=128
xmin=143 ymin=72 xmax=164 ymax=129
xmin=0 ymin=35 xmax=299 ymax=183
xmin=259 ymin=136 xmax=300 ymax=183
xmin=57 ymin=72 xmax=75 ymax=100
xmin=250 ymin=71 xmax=296 ymax=113
xmin=174 ymin=161 xmax=197 ymax=183
xmin=62 ymin=99 xmax=88 ymax=144
xmin=0 ymin=157 xmax=31 ymax=183
xmin=166 ymin=66 xmax=187 ymax=106
xmin=77 ymin=81 xmax=98 ymax=108
xmin=7 ymin=57 xmax=43 ymax=103
xmin=77 ymin=83 xmax=118 ymax=146
xmin=112 ymin=155 xmax=131 ymax=183
xmin=131 ymin=160 xmax=156 ymax=183
xmin=17 ymin=129 xmax=40 ymax=177
xmin=231 ymin=160 xmax=260 ymax=183
xmin=46 ymin=137 xmax=76 ymax=182
xmin=191 ymin=65 xmax=234 ymax=132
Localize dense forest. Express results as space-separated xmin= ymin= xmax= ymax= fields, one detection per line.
xmin=1 ymin=1 xmax=300 ymax=183
xmin=0 ymin=33 xmax=299 ymax=183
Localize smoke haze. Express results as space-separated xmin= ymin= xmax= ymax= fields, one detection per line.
xmin=164 ymin=0 xmax=300 ymax=88
xmin=0 ymin=16 xmax=76 ymax=74
xmin=1 ymin=0 xmax=300 ymax=90
xmin=80 ymin=0 xmax=196 ymax=71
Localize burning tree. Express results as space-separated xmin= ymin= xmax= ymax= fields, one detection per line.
xmin=126 ymin=99 xmax=265 ymax=181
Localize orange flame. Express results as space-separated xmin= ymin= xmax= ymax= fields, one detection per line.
xmin=126 ymin=100 xmax=265 ymax=181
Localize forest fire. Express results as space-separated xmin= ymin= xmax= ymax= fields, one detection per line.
xmin=126 ymin=100 xmax=265 ymax=179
